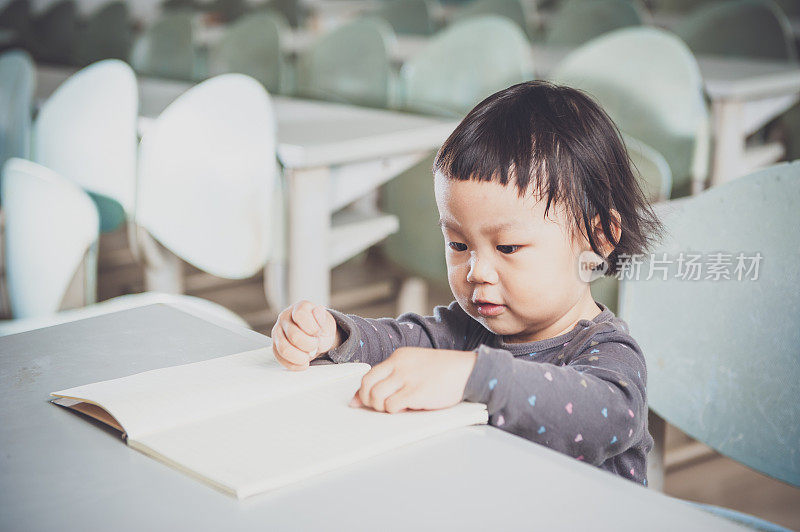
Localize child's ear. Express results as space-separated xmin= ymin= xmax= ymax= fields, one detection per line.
xmin=591 ymin=210 xmax=622 ymax=258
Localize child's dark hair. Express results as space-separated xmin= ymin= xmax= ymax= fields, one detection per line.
xmin=433 ymin=81 xmax=663 ymax=275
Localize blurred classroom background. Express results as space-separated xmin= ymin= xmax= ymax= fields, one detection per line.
xmin=1 ymin=0 xmax=798 ymax=528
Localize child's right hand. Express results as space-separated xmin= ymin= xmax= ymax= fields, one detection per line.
xmin=271 ymin=301 xmax=340 ymax=371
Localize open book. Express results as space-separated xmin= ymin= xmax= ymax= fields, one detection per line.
xmin=51 ymin=348 xmax=488 ymax=499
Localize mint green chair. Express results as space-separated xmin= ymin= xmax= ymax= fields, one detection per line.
xmin=209 ymin=10 xmax=290 ymax=93
xmin=399 ymin=15 xmax=533 ymax=116
xmin=545 ymin=0 xmax=646 ymax=47
xmin=553 ymin=27 xmax=710 ymax=198
xmin=74 ymin=1 xmax=133 ymax=66
xmin=373 ymin=0 xmax=438 ymax=35
xmin=619 ymin=161 xmax=800 ymax=526
xmin=0 ymin=49 xmax=34 ymax=180
xmin=384 ymin=16 xmax=534 ymax=288
xmin=295 ymin=18 xmax=396 ymax=108
xmin=130 ymin=10 xmax=199 ymax=81
xmin=674 ymin=0 xmax=797 ymax=63
xmin=31 ymin=0 xmax=77 ymax=65
xmin=452 ymin=0 xmax=531 ymax=37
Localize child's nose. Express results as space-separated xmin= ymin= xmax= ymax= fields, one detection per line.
xmin=466 ymin=253 xmax=499 ymax=284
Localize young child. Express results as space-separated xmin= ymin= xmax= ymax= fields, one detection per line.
xmin=271 ymin=81 xmax=662 ymax=485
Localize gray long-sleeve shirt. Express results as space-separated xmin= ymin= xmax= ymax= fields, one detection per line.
xmin=325 ymin=301 xmax=653 ymax=485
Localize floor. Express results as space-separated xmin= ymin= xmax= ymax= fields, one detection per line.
xmin=41 ymin=227 xmax=800 ymax=529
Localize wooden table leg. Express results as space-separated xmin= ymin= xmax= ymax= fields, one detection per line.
xmin=287 ymin=166 xmax=331 ymax=306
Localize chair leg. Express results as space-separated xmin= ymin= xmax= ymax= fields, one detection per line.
xmin=647 ymin=409 xmax=667 ymax=491
xmin=139 ymin=230 xmax=184 ymax=294
xmin=396 ymin=277 xmax=428 ymax=316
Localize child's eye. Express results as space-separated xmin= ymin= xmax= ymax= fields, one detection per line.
xmin=448 ymin=242 xmax=467 ymax=252
xmin=497 ymin=245 xmax=521 ymax=254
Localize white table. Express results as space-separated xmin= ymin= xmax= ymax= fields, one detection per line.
xmin=35 ymin=65 xmax=458 ymax=308
xmin=0 ymin=304 xmax=746 ymax=531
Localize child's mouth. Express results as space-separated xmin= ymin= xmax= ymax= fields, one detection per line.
xmin=475 ymin=301 xmax=505 ymax=317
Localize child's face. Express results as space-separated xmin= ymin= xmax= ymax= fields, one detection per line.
xmin=435 ymin=174 xmax=594 ymax=343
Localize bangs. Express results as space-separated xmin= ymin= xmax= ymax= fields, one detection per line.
xmin=432 ymin=81 xmax=663 ymax=275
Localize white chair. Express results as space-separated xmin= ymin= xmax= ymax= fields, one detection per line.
xmin=31 ymin=59 xmax=137 ymax=232
xmin=2 ymin=158 xmax=99 ymax=319
xmin=0 ymin=158 xmax=248 ymax=335
xmin=552 ymin=27 xmax=710 ymax=198
xmin=134 ymin=74 xmax=279 ymax=299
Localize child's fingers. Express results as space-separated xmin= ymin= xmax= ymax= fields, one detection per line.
xmin=357 ymin=363 xmax=394 ymax=408
xmin=271 ymin=325 xmax=311 ymax=369
xmin=291 ymin=301 xmax=321 ymax=336
xmin=272 ymin=337 xmax=309 ymax=371
xmin=280 ymin=319 xmax=319 ymax=354
xmin=364 ymin=375 xmax=405 ymax=413
xmin=273 ymin=344 xmax=308 ymax=371
xmin=384 ymin=388 xmax=413 ymax=414
xmin=349 ymin=394 xmax=363 ymax=408
xmin=313 ymin=306 xmax=338 ymax=353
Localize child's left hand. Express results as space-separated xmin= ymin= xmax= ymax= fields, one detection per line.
xmin=349 ymin=347 xmax=477 ymax=413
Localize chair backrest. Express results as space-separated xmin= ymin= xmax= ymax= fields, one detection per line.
xmin=373 ymin=0 xmax=437 ymax=35
xmin=32 ymin=59 xmax=138 ymax=231
xmin=452 ymin=0 xmax=530 ymax=37
xmin=31 ymin=0 xmax=77 ymax=64
xmin=553 ymin=27 xmax=710 ymax=198
xmin=399 ymin=15 xmax=534 ymax=116
xmin=209 ymin=10 xmax=289 ymax=93
xmin=295 ymin=18 xmax=396 ymax=108
xmin=545 ymin=0 xmax=645 ymax=47
xmin=675 ymin=0 xmax=797 ymax=63
xmin=619 ymin=161 xmax=800 ymax=487
xmin=623 ymin=134 xmax=673 ymax=203
xmin=0 ymin=49 xmax=35 ymax=176
xmin=129 ymin=10 xmax=197 ymax=80
xmin=1 ymin=158 xmax=99 ymax=319
xmin=136 ymin=74 xmax=278 ymax=279
xmin=73 ymin=1 xmax=133 ymax=66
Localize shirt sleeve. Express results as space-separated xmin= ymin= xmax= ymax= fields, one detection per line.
xmin=325 ymin=301 xmax=475 ymax=366
xmin=462 ymin=328 xmax=648 ymax=466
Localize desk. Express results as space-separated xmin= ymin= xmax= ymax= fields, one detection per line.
xmin=35 ymin=65 xmax=458 ymax=308
xmin=0 ymin=304 xmax=745 ymax=531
